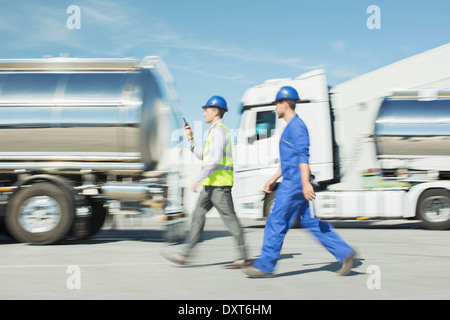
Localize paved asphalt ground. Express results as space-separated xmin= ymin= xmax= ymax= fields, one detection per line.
xmin=0 ymin=215 xmax=449 ymax=300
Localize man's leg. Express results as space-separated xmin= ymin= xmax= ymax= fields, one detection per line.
xmin=299 ymin=201 xmax=354 ymax=263
xmin=251 ymin=188 xmax=300 ymax=274
xmin=182 ymin=187 xmax=213 ymax=258
xmin=210 ymin=187 xmax=248 ymax=261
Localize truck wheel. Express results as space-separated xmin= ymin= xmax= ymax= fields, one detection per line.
xmin=417 ymin=189 xmax=450 ymax=230
xmin=5 ymin=182 xmax=74 ymax=244
xmin=89 ymin=200 xmax=107 ymax=236
xmin=263 ymin=191 xmax=276 ymax=218
xmin=73 ymin=200 xmax=107 ymax=239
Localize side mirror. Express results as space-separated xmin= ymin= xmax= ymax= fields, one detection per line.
xmin=247 ymin=134 xmax=257 ymax=144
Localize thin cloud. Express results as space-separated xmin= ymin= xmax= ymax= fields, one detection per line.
xmin=0 ymin=0 xmax=324 ymax=80
xmin=170 ymin=64 xmax=254 ymax=85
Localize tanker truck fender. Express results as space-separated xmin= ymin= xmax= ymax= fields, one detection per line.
xmin=12 ymin=174 xmax=76 ymax=203
xmin=11 ymin=174 xmax=77 ymax=211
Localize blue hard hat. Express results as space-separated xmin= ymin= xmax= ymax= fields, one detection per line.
xmin=202 ymin=95 xmax=228 ymax=112
xmin=274 ymin=86 xmax=300 ymax=103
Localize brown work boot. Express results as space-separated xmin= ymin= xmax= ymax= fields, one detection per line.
xmin=337 ymin=254 xmax=354 ymax=276
xmin=242 ymin=266 xmax=273 ymax=278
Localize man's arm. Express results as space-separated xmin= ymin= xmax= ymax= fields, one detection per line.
xmin=300 ymin=163 xmax=315 ymax=201
xmin=184 ymin=124 xmax=203 ymax=160
xmin=263 ymin=168 xmax=282 ymax=193
xmin=296 ymin=120 xmax=314 ymax=201
xmin=190 ymin=140 xmax=203 ymax=160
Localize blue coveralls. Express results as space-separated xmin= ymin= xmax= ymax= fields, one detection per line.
xmin=253 ymin=114 xmax=354 ymax=274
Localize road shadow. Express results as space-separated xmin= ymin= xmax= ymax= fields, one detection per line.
xmin=0 ymin=227 xmax=252 ymax=246
xmin=0 ymin=229 xmax=180 ymax=246
xmin=167 ymin=252 xmax=303 ymax=269
xmin=328 ymin=221 xmax=422 ymax=229
xmin=246 ymin=219 xmax=423 ymax=230
xmin=276 ymin=258 xmax=365 ymax=278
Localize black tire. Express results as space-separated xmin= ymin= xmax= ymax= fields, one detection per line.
xmin=263 ymin=191 xmax=276 ymax=218
xmin=72 ymin=199 xmax=107 ymax=239
xmin=262 ymin=182 xmax=279 ymax=218
xmin=89 ymin=200 xmax=107 ymax=236
xmin=417 ymin=189 xmax=450 ymax=230
xmin=5 ymin=182 xmax=74 ymax=244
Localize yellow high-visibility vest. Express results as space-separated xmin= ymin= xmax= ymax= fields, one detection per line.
xmin=201 ymin=122 xmax=233 ymax=186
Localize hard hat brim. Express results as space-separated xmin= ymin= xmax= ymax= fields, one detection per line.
xmin=271 ymin=98 xmax=302 ymax=105
xmin=202 ymin=105 xmax=228 ymax=111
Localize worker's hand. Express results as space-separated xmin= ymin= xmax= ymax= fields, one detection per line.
xmin=184 ymin=124 xmax=193 ymax=141
xmin=303 ymin=182 xmax=316 ymax=201
xmin=263 ymin=179 xmax=277 ymax=194
xmin=192 ymin=181 xmax=201 ymax=193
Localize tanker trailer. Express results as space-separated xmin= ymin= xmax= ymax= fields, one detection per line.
xmin=373 ymin=91 xmax=450 ymax=229
xmin=0 ymin=56 xmax=185 ymax=244
xmin=375 ymin=94 xmax=450 ymax=162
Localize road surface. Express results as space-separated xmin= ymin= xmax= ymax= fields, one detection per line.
xmin=0 ymin=215 xmax=449 ymax=300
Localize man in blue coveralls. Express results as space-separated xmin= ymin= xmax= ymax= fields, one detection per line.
xmin=243 ymin=86 xmax=355 ymax=278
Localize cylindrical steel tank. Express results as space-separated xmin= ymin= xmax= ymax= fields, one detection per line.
xmin=0 ymin=58 xmax=171 ymax=171
xmin=374 ymin=98 xmax=450 ymax=157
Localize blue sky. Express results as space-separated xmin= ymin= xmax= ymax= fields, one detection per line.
xmin=0 ymin=0 xmax=449 ymax=130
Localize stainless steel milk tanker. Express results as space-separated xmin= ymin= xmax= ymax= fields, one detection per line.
xmin=374 ymin=96 xmax=450 ymax=158
xmin=0 ymin=57 xmax=170 ymax=172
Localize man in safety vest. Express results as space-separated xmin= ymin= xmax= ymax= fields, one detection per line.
xmin=162 ymin=95 xmax=250 ymax=269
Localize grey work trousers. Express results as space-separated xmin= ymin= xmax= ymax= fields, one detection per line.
xmin=183 ymin=186 xmax=248 ymax=260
